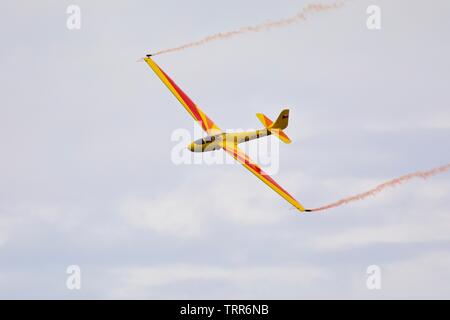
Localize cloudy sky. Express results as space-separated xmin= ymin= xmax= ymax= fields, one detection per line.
xmin=1 ymin=0 xmax=449 ymax=299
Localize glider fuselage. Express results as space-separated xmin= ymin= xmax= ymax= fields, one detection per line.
xmin=188 ymin=129 xmax=271 ymax=152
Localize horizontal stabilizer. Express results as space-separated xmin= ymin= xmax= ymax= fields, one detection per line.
xmin=256 ymin=109 xmax=292 ymax=144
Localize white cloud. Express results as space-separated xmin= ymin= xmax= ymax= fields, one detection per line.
xmin=312 ymin=182 xmax=450 ymax=250
xmin=0 ymin=229 xmax=8 ymax=247
xmin=119 ymin=194 xmax=208 ymax=238
xmin=422 ymin=116 xmax=450 ymax=130
xmin=110 ymin=264 xmax=326 ymax=299
xmin=0 ymin=203 xmax=91 ymax=248
xmin=348 ymin=251 xmax=450 ymax=299
xmin=314 ymin=218 xmax=450 ymax=250
xmin=383 ymin=251 xmax=450 ymax=298
xmin=118 ymin=170 xmax=287 ymax=238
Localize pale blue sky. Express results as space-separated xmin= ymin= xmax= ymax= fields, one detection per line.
xmin=1 ymin=0 xmax=450 ymax=298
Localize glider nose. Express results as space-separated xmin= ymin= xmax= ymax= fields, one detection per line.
xmin=188 ymin=142 xmax=196 ymax=152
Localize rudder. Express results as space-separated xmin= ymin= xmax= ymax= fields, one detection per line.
xmin=271 ymin=109 xmax=289 ymax=130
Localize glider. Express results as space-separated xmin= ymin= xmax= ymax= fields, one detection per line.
xmin=143 ymin=55 xmax=310 ymax=212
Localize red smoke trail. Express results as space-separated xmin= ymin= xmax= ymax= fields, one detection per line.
xmin=308 ymin=163 xmax=450 ymax=212
xmin=152 ymin=1 xmax=347 ymax=56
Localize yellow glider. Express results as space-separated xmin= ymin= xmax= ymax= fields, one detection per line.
xmin=144 ymin=55 xmax=309 ymax=212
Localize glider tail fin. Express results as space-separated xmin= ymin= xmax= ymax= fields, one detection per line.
xmin=256 ymin=109 xmax=292 ymax=144
xmin=271 ymin=109 xmax=289 ymax=130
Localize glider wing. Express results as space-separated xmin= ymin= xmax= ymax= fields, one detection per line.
xmin=144 ymin=57 xmax=221 ymax=135
xmin=221 ymin=140 xmax=306 ymax=212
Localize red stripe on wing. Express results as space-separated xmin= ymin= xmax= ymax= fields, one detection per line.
xmin=223 ymin=143 xmax=295 ymax=199
xmin=159 ymin=68 xmax=212 ymax=132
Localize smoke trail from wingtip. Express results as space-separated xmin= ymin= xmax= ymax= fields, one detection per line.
xmin=152 ymin=1 xmax=347 ymax=56
xmin=308 ymin=163 xmax=450 ymax=212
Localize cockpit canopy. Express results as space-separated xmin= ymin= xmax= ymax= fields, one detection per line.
xmin=194 ymin=135 xmax=217 ymax=145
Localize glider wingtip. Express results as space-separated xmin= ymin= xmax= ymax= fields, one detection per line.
xmin=296 ymin=206 xmax=309 ymax=213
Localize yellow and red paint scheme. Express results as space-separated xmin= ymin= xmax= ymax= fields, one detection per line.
xmin=144 ymin=56 xmax=306 ymax=212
